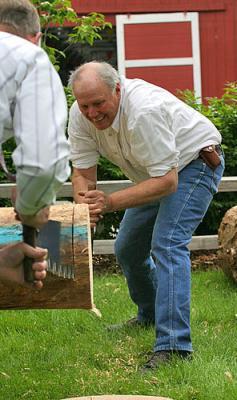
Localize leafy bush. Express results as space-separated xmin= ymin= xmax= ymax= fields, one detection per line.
xmin=178 ymin=82 xmax=237 ymax=176
xmin=178 ymin=82 xmax=237 ymax=235
xmin=32 ymin=0 xmax=111 ymax=70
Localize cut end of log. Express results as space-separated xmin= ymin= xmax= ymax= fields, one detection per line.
xmin=0 ymin=203 xmax=94 ymax=309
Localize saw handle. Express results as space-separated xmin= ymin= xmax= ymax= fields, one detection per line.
xmin=22 ymin=225 xmax=37 ymax=283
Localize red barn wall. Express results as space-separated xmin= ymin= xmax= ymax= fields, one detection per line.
xmin=71 ymin=0 xmax=237 ymax=98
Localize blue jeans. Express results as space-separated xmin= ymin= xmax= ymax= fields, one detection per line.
xmin=115 ymin=155 xmax=224 ymax=352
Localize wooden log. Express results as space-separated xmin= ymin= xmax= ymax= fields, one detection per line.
xmin=218 ymin=205 xmax=237 ymax=283
xmin=0 ymin=203 xmax=94 ymax=309
xmin=62 ymin=396 xmax=173 ymax=400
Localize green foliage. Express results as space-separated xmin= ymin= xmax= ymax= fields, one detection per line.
xmin=32 ymin=0 xmax=112 ymax=69
xmin=1 ymin=138 xmax=16 ymax=177
xmin=63 ymin=85 xmax=76 ymax=110
xmin=178 ymin=82 xmax=237 ymax=235
xmin=97 ymin=157 xmax=126 ymax=180
xmin=179 ymin=82 xmax=237 ymax=176
xmin=69 ymin=12 xmax=112 ymax=46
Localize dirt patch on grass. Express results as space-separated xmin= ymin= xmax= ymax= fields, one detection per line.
xmin=93 ymin=250 xmax=219 ymax=275
xmin=191 ymin=250 xmax=219 ymax=271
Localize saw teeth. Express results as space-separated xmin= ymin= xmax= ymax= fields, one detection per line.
xmin=47 ymin=258 xmax=74 ymax=279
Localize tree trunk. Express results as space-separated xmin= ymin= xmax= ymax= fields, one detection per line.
xmin=218 ymin=205 xmax=237 ymax=283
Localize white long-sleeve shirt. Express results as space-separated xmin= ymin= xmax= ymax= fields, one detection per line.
xmin=0 ymin=32 xmax=70 ymax=215
xmin=69 ymin=76 xmax=221 ymax=183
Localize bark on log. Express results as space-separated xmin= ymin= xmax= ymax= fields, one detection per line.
xmin=218 ymin=205 xmax=237 ymax=283
xmin=0 ymin=203 xmax=94 ymax=309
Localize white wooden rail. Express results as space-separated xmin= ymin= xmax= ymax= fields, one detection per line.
xmin=1 ymin=177 xmax=237 ymax=254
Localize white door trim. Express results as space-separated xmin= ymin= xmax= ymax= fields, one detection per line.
xmin=116 ymin=12 xmax=202 ymax=98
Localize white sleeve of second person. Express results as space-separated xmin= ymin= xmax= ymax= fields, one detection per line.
xmin=12 ymin=51 xmax=70 ymax=215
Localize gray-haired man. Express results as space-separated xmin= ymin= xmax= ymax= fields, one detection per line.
xmin=68 ymin=61 xmax=224 ymax=370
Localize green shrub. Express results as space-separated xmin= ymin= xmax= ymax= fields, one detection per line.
xmin=179 ymin=83 xmax=237 ymax=235
xmin=32 ymin=0 xmax=111 ymax=70
xmin=178 ymin=83 xmax=237 ymax=176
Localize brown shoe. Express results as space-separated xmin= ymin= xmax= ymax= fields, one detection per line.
xmin=141 ymin=350 xmax=192 ymax=372
xmin=107 ymin=317 xmax=154 ymax=331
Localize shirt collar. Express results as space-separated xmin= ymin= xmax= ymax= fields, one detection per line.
xmin=111 ymin=105 xmax=120 ymax=132
xmin=111 ymin=77 xmax=125 ymax=133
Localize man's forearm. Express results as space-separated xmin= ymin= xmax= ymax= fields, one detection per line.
xmin=71 ymin=166 xmax=97 ymax=203
xmin=107 ymin=169 xmax=178 ymax=212
xmin=72 ymin=175 xmax=96 ymax=203
xmin=80 ymin=169 xmax=178 ymax=219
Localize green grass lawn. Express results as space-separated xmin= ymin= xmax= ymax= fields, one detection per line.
xmin=0 ymin=269 xmax=236 ymax=400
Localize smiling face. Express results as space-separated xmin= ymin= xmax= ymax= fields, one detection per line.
xmin=73 ymin=68 xmax=121 ymax=130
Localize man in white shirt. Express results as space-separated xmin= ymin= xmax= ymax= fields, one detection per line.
xmin=68 ymin=61 xmax=224 ymax=370
xmin=0 ymin=0 xmax=70 ymax=287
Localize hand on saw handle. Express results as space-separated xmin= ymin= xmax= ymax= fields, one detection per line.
xmin=11 ymin=189 xmax=50 ymax=282
xmin=18 ymin=209 xmax=50 ymax=283
xmin=79 ymin=189 xmax=112 ymax=228
xmin=0 ymin=243 xmax=48 ymax=289
xmin=5 ymin=163 xmax=49 ymax=229
xmin=11 ymin=187 xmax=50 ymax=230
xmin=15 ymin=208 xmax=50 ymax=230
xmin=17 ymin=209 xmax=49 ymax=283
